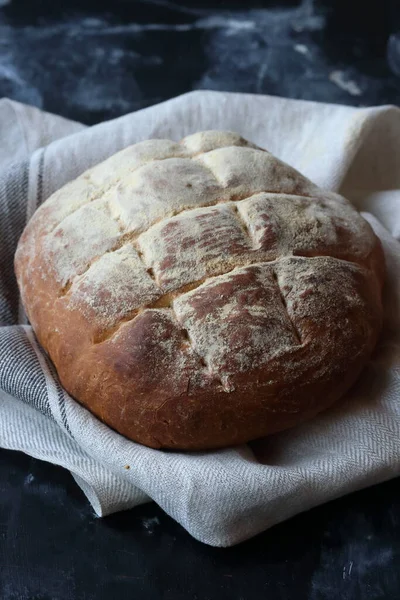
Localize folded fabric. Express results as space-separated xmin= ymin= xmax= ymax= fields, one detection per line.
xmin=1 ymin=92 xmax=400 ymax=546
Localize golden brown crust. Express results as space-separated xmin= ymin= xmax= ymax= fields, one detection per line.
xmin=14 ymin=131 xmax=385 ymax=450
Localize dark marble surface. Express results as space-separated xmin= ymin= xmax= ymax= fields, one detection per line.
xmin=0 ymin=0 xmax=399 ymax=124
xmin=1 ymin=1 xmax=400 ymax=598
xmin=1 ymin=448 xmax=400 ymax=600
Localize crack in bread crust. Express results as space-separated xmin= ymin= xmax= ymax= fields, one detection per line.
xmin=47 ymin=143 xmax=256 ymax=236
xmin=90 ymin=254 xmax=368 ymax=345
xmin=55 ymin=190 xmax=330 ymax=298
xmin=272 ymin=269 xmax=302 ymax=344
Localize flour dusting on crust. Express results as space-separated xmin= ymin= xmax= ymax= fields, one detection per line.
xmin=14 ymin=130 xmax=384 ymax=449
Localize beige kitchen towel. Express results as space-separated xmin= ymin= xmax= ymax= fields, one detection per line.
xmin=0 ymin=91 xmax=399 ymax=547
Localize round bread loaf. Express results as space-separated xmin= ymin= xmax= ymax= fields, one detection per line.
xmin=15 ymin=130 xmax=385 ymax=450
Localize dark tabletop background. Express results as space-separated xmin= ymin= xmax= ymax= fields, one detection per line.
xmin=1 ymin=1 xmax=400 ymax=598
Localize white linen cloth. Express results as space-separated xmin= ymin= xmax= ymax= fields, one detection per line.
xmin=0 ymin=91 xmax=399 ymax=546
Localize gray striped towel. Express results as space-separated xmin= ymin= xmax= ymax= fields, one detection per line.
xmin=1 ymin=91 xmax=400 ymax=546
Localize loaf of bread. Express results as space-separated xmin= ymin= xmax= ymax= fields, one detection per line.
xmin=15 ymin=131 xmax=385 ymax=450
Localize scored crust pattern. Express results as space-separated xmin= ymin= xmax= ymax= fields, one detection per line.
xmin=15 ymin=131 xmax=384 ymax=449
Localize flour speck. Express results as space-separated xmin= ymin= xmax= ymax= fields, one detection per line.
xmin=142 ymin=516 xmax=160 ymax=533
